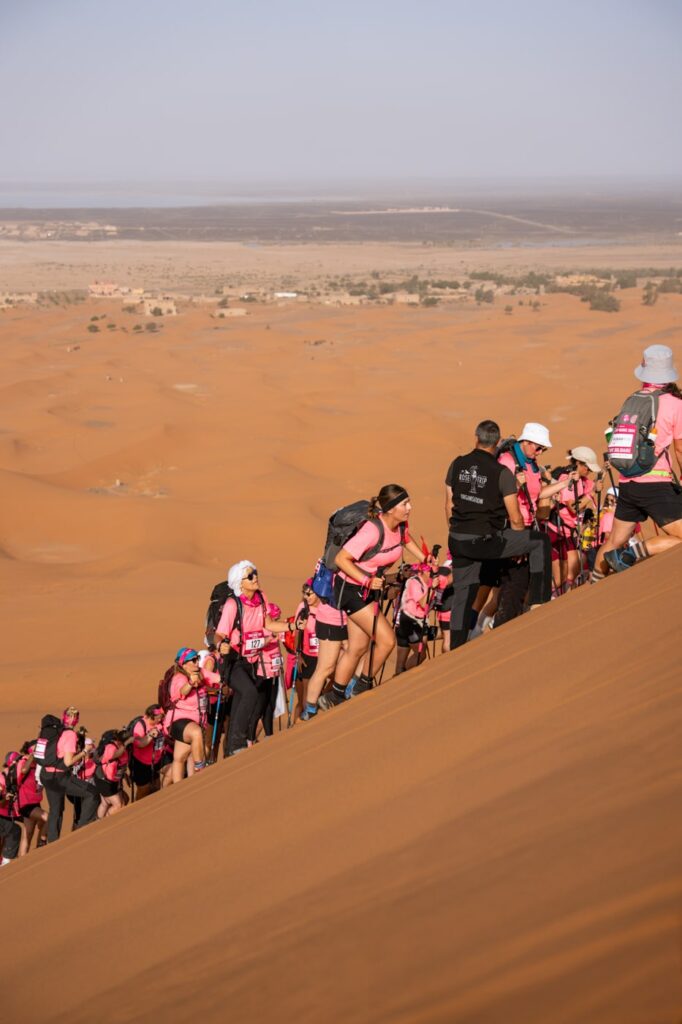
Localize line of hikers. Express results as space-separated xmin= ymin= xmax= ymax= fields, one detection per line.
xmin=2 ymin=344 xmax=680 ymax=866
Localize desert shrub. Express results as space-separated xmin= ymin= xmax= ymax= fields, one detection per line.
xmin=421 ymin=296 xmax=439 ymax=307
xmin=588 ymin=290 xmax=620 ymax=312
xmin=642 ymin=281 xmax=658 ymax=306
xmin=474 ymin=287 xmax=494 ymax=304
xmin=87 ymin=324 xmax=99 ymax=333
xmin=504 ymin=305 xmax=513 ymax=314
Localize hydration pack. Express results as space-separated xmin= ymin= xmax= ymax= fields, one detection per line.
xmin=34 ymin=715 xmax=67 ymax=770
xmin=320 ymin=501 xmax=387 ymax=571
xmin=607 ymin=389 xmax=660 ymax=478
xmin=158 ymin=666 xmax=177 ymax=712
xmin=1 ymin=761 xmax=19 ymax=814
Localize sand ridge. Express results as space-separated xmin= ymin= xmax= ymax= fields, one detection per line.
xmin=1 ymin=548 xmax=680 ymax=1023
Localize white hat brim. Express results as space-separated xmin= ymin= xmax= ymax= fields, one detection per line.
xmin=634 ymin=365 xmax=679 ymax=384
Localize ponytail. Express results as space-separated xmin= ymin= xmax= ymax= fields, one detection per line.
xmin=367 ymin=495 xmax=382 ymax=519
xmin=661 ymin=382 xmax=682 ymax=400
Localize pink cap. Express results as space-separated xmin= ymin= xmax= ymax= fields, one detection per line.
xmin=4 ymin=751 xmax=20 ymax=768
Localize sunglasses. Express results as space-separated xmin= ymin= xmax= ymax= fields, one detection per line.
xmin=243 ymin=570 xmax=258 ymax=581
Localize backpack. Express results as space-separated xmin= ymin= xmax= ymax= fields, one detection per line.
xmin=320 ymin=501 xmax=390 ymax=571
xmin=158 ymin=666 xmax=177 ymax=712
xmin=1 ymin=762 xmax=19 ymax=815
xmin=204 ymin=582 xmax=265 ymax=646
xmin=34 ymin=715 xmax=67 ymax=770
xmin=607 ymin=389 xmax=661 ymax=478
xmin=93 ymin=730 xmax=122 ymax=781
xmin=205 ymin=580 xmax=232 ymax=645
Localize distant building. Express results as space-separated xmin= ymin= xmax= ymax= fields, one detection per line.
xmin=392 ymin=290 xmax=420 ymax=305
xmin=212 ymin=307 xmax=248 ymax=318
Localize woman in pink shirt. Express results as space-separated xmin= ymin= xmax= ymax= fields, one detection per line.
xmin=288 ymin=584 xmax=321 ymax=722
xmin=395 ymin=564 xmax=432 ymax=674
xmin=164 ymin=647 xmax=210 ymax=782
xmin=435 ymin=562 xmax=454 ymax=652
xmin=300 ymin=581 xmax=348 ymax=721
xmin=322 ymin=484 xmax=434 ymax=707
xmin=130 ymin=705 xmax=170 ymax=799
xmin=95 ymin=729 xmax=130 ymax=819
xmin=595 ymin=345 xmax=682 ymax=576
xmin=214 ymin=561 xmax=294 ymax=756
xmin=15 ymin=742 xmax=47 ymax=855
xmin=251 ymin=602 xmax=287 ymax=738
xmin=539 ymin=447 xmax=600 ymax=591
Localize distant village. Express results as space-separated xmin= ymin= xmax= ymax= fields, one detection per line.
xmin=1 ymin=269 xmax=679 ymax=315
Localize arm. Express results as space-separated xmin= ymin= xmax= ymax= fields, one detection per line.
xmin=504 ymin=492 xmax=525 ymax=530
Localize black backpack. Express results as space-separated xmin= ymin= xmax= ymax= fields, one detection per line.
xmin=34 ymin=715 xmax=67 ymax=770
xmin=320 ymin=500 xmax=406 ymax=571
xmin=205 ymin=583 xmax=265 ymax=647
xmin=1 ymin=762 xmax=19 ymax=816
xmin=205 ymin=580 xmax=233 ymax=645
xmin=93 ymin=730 xmax=122 ymax=780
xmin=607 ymin=389 xmax=661 ymax=478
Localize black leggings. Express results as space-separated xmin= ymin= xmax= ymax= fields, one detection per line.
xmin=42 ymin=772 xmax=99 ymax=843
xmin=449 ymin=528 xmax=551 ymax=649
xmin=249 ymin=676 xmax=279 ymax=739
xmin=225 ymin=659 xmax=261 ymax=756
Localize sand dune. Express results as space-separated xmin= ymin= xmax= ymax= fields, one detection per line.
xmin=2 ymin=549 xmax=680 ymax=1023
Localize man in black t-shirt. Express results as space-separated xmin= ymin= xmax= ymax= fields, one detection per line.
xmin=444 ymin=420 xmax=552 ymax=649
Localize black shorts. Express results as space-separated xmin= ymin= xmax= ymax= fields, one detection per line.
xmin=169 ymin=718 xmax=195 ymax=742
xmin=395 ymin=613 xmax=424 ymax=648
xmin=315 ymin=620 xmax=348 ymax=642
xmin=333 ymin=577 xmax=374 ymax=616
xmin=300 ymin=653 xmax=318 ymax=680
xmin=95 ymin=777 xmax=120 ymax=798
xmin=19 ymin=803 xmax=42 ymax=819
xmin=616 ymin=481 xmax=682 ymax=527
xmin=131 ymin=758 xmax=163 ymax=786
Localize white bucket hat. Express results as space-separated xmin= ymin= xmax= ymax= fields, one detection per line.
xmin=518 ymin=422 xmax=552 ymax=449
xmin=569 ymin=446 xmax=600 ymax=473
xmin=634 ymin=344 xmax=678 ymax=384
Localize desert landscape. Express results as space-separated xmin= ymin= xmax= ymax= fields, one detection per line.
xmin=1 ymin=227 xmax=682 ymax=1019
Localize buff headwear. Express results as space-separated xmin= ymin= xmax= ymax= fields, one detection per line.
xmin=175 ymin=647 xmax=199 ymax=666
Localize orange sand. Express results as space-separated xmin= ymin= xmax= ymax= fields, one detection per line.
xmin=1 ymin=271 xmax=681 ymax=1021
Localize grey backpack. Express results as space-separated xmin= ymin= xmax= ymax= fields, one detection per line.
xmin=607 ymin=389 xmax=660 ymax=478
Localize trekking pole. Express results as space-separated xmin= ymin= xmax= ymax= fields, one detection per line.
xmin=366 ymin=568 xmax=386 ymax=686
xmin=209 ymin=686 xmax=223 ymax=766
xmin=603 ymin=454 xmax=619 ymax=497
xmin=415 ymin=545 xmax=441 ymax=664
xmin=287 ymin=627 xmax=303 ymax=728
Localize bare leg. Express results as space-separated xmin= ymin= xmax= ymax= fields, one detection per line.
xmin=334 ymin=606 xmax=395 ymax=686
xmin=305 ymin=640 xmax=344 ymax=706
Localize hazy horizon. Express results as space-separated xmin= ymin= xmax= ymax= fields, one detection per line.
xmin=1 ymin=0 xmax=680 ymax=191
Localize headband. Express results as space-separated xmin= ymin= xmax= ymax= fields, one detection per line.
xmin=380 ymin=489 xmax=409 ymax=513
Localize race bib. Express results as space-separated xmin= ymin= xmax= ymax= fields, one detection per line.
xmin=309 ymin=635 xmax=320 ymax=651
xmin=198 ymin=691 xmax=208 ymax=716
xmin=269 ymin=655 xmax=283 ymax=668
xmin=243 ymin=631 xmax=266 ymax=652
xmin=608 ymin=427 xmax=636 ymax=458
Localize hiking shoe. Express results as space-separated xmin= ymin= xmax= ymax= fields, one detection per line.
xmin=604 ymin=548 xmax=637 ymax=574
xmin=300 ymin=704 xmax=318 ymax=721
xmin=350 ymin=676 xmax=372 ymax=696
xmin=318 ymin=686 xmax=346 ymax=710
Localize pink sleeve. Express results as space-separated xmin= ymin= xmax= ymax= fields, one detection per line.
xmin=498 ymin=452 xmax=516 ymax=474
xmin=217 ymin=598 xmax=237 ymax=637
xmin=201 ymin=666 xmax=220 ymax=686
xmin=342 ymin=520 xmax=381 ymax=561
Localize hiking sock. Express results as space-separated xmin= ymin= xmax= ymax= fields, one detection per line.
xmin=590 ymin=568 xmax=606 ymax=583
xmin=193 ymin=760 xmax=206 ymax=772
xmin=629 ymin=538 xmax=650 ymax=562
xmin=319 ymin=684 xmax=347 ymax=709
xmin=1 ymin=857 xmax=11 ymax=867
xmin=300 ymin=702 xmax=318 ymax=721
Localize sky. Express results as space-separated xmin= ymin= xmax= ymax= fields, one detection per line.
xmin=0 ymin=0 xmax=680 ymax=191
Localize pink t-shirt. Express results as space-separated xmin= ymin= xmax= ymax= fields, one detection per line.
xmin=401 ymin=576 xmax=428 ymax=621
xmin=17 ymin=757 xmax=43 ymax=807
xmin=217 ymin=593 xmax=269 ymax=670
xmin=498 ymin=451 xmax=542 ymax=526
xmin=294 ymin=600 xmax=319 ymax=657
xmin=43 ymin=728 xmax=78 ymax=774
xmin=163 ymin=672 xmax=208 ymax=730
xmin=199 ymin=656 xmax=221 ymax=705
xmin=628 ymin=390 xmax=682 ymax=484
xmin=315 ymin=600 xmax=347 ymax=628
xmin=132 ymin=718 xmax=166 ymax=766
xmin=100 ymin=743 xmax=129 ymax=783
xmin=556 ymin=475 xmax=594 ymax=531
xmin=338 ymin=519 xmax=405 ymax=581
xmin=80 ymin=752 xmax=97 ymax=781
xmin=261 ymin=634 xmax=284 ymax=677
xmin=598 ymin=509 xmax=615 ymax=542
